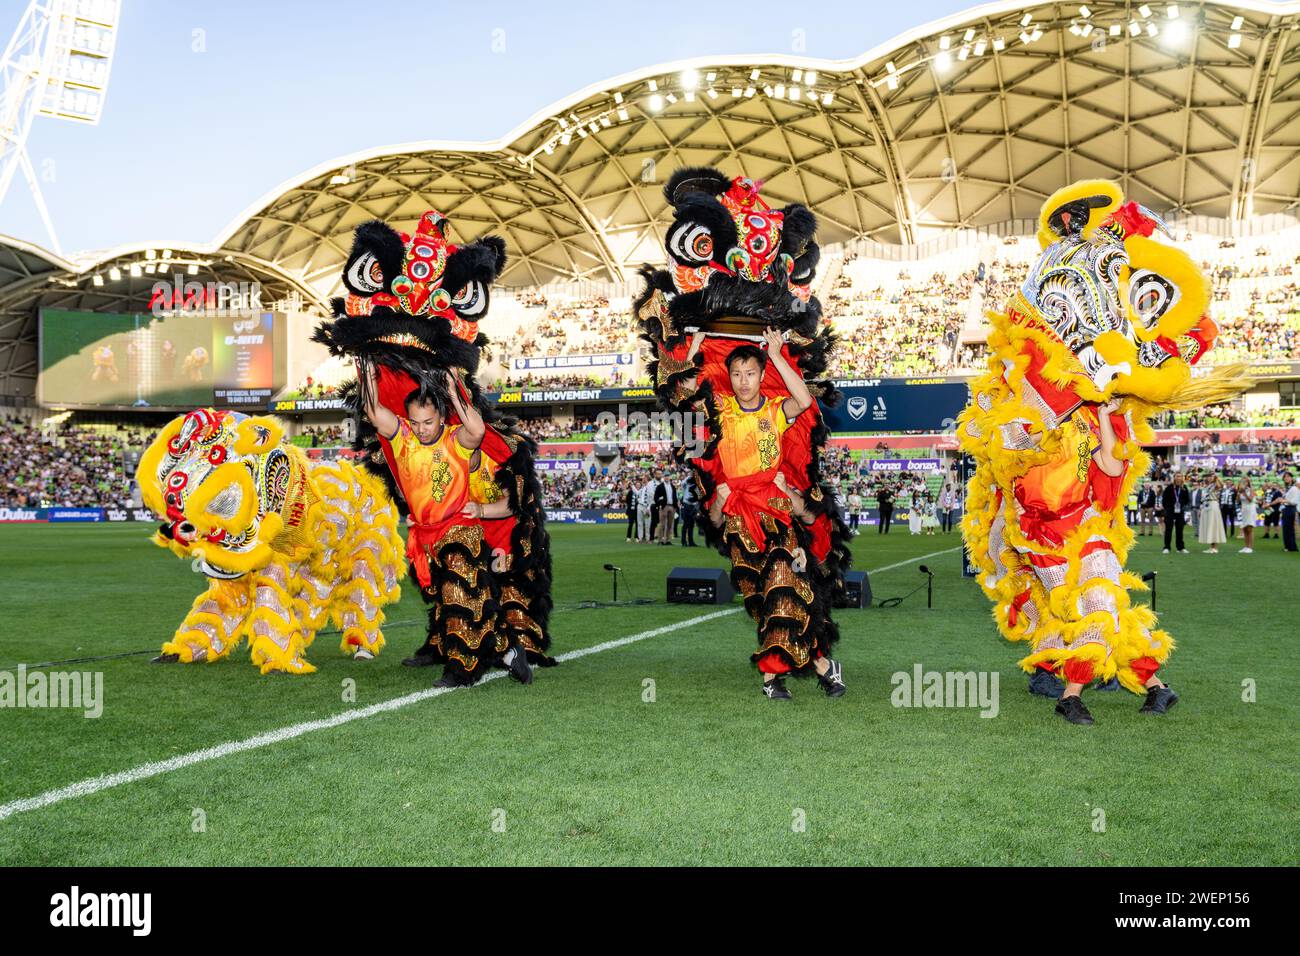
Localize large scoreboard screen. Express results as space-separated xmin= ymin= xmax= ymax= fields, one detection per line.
xmin=39 ymin=310 xmax=287 ymax=409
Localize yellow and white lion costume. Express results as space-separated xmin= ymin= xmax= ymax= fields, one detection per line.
xmin=959 ymin=181 xmax=1244 ymax=693
xmin=137 ymin=408 xmax=404 ymax=674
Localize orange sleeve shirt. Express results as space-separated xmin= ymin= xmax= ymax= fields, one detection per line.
xmin=716 ymin=395 xmax=794 ymax=479
xmin=387 ymin=419 xmax=474 ymax=525
xmin=468 ymin=454 xmax=506 ymax=506
xmin=1015 ymin=407 xmax=1103 ymax=515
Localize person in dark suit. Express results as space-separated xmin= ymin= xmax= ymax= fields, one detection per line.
xmin=876 ymin=484 xmax=894 ymax=534
xmin=679 ymin=479 xmax=698 ymax=546
xmin=624 ymin=484 xmax=637 ymax=543
xmin=653 ymin=472 xmax=677 ymax=545
xmin=1137 ymin=482 xmax=1157 ymax=536
xmin=1161 ymin=474 xmax=1191 ymax=553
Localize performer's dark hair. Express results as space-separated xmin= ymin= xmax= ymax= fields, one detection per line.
xmin=404 ymin=386 xmax=440 ymax=414
xmin=725 ymin=344 xmax=767 ymax=373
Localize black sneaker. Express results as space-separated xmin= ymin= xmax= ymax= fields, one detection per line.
xmin=762 ymin=677 xmax=792 ymax=701
xmin=505 ymin=646 xmax=534 ymax=685
xmin=817 ymin=658 xmax=847 ymax=698
xmin=1095 ymin=676 xmax=1121 ymax=692
xmin=1028 ymin=669 xmax=1064 ymax=698
xmin=1055 ymin=694 xmax=1094 ymax=725
xmin=1138 ymin=685 xmax=1179 ymax=715
xmin=432 ymin=673 xmax=460 ymax=689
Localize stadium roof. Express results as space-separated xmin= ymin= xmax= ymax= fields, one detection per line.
xmin=3 ymin=0 xmax=1300 ymax=393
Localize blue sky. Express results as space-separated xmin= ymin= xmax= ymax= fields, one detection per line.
xmin=1 ymin=0 xmax=981 ymax=254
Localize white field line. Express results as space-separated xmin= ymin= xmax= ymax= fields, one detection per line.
xmin=0 ymin=549 xmax=957 ymax=822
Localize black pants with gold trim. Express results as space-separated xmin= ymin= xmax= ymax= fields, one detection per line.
xmin=723 ymin=515 xmax=837 ymax=675
xmin=411 ymin=525 xmax=501 ymax=685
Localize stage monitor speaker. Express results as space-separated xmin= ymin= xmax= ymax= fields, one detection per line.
xmin=667 ymin=567 xmax=734 ymax=605
xmin=836 ymin=570 xmax=871 ymax=609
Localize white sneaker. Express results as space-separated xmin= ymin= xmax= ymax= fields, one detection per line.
xmin=1241 ymin=547 xmax=1254 ymax=554
xmin=1162 ymin=548 xmax=1170 ymax=554
xmin=353 ymin=647 xmax=375 ymax=661
xmin=1179 ymin=549 xmax=1189 ymax=554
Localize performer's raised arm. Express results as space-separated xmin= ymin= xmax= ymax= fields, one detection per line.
xmin=357 ymin=360 xmax=400 ymax=439
xmin=762 ymin=327 xmax=813 ymax=421
xmin=1094 ymin=399 xmax=1125 ymax=478
xmin=446 ymin=370 xmax=485 ymax=450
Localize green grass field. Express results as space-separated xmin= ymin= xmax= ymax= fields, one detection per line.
xmin=0 ymin=521 xmax=1295 ymax=866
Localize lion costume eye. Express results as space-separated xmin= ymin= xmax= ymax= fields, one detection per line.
xmin=346 ymin=252 xmax=384 ymax=294
xmin=668 ymin=222 xmax=714 ymax=265
xmin=1128 ymin=269 xmax=1180 ymax=328
xmin=451 ymin=280 xmax=487 ymax=318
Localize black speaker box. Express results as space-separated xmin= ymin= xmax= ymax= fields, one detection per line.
xmin=666 ymin=567 xmax=734 ymax=605
xmin=836 ymin=570 xmax=871 ymax=609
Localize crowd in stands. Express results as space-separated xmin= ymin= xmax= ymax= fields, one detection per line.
xmin=0 ymin=417 xmax=137 ymax=509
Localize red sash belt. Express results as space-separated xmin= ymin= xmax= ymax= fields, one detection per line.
xmin=721 ymin=470 xmax=791 ymax=546
xmin=1013 ymin=484 xmax=1088 ymax=549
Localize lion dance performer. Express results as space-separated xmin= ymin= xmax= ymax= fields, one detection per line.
xmin=138 ymin=408 xmax=404 ymax=674
xmin=637 ymin=167 xmax=851 ymax=701
xmin=959 ymin=180 xmax=1246 ymax=724
xmin=313 ymin=210 xmax=554 ymax=687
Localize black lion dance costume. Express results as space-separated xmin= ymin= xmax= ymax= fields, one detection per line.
xmin=637 ymin=168 xmax=852 ymax=701
xmin=313 ymin=210 xmax=555 ymax=686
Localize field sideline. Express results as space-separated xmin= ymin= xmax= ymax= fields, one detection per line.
xmin=0 ymin=522 xmax=1295 ymax=866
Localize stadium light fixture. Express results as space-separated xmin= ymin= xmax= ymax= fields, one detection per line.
xmin=163 ymin=248 xmax=172 ymax=259
xmin=731 ymin=87 xmax=742 ymax=97
xmin=1020 ymin=13 xmax=1032 ymax=27
xmin=821 ymin=92 xmax=833 ymax=106
xmin=886 ymin=60 xmax=897 ymax=73
xmin=1110 ymin=23 xmax=1121 ymax=35
xmin=763 ymin=84 xmax=774 ymax=96
xmin=560 ymin=132 xmax=571 ymax=145
xmin=1228 ymin=32 xmax=1242 ymax=48
xmin=613 ymin=91 xmax=623 ymax=104
xmin=744 ymin=86 xmax=755 ymax=97
xmin=577 ymin=127 xmax=587 ymax=138
xmin=144 ymin=262 xmax=155 ymax=274
xmin=681 ymin=68 xmax=699 ymax=89
xmin=806 ymin=70 xmax=818 ymax=85
xmin=1167 ymin=4 xmax=1179 ymax=17
xmin=1019 ymin=30 xmax=1031 ymax=44
xmin=648 ymin=79 xmax=658 ymax=91
xmin=144 ymin=248 xmax=156 ymax=260
xmin=589 ymin=121 xmax=600 ymax=132
xmin=935 ymin=50 xmax=952 ymax=70
xmin=939 ymin=35 xmax=951 ymax=50
xmin=750 ymin=68 xmax=760 ymax=80
xmin=1030 ymin=28 xmax=1042 ymax=41
xmin=684 ymin=89 xmax=695 ymax=101
xmin=789 ymin=85 xmax=801 ymax=100
xmin=886 ymin=75 xmax=898 ymax=90
xmin=957 ymin=45 xmax=969 ymax=61
xmin=963 ymin=28 xmax=975 ymax=42
xmin=706 ymin=71 xmax=716 ymax=81
xmin=1081 ymin=23 xmax=1093 ymax=37
xmin=543 ymin=142 xmax=554 ymax=155
xmin=707 ymin=87 xmax=718 ymax=99
xmin=665 ymin=92 xmax=678 ymax=104
xmin=793 ymin=68 xmax=803 ymax=81
xmin=973 ymin=39 xmax=986 ymax=55
xmin=772 ymin=83 xmax=784 ymax=98
xmin=108 ymin=266 xmax=120 ymax=281
xmin=1146 ymin=22 xmax=1158 ymax=37
xmin=992 ymin=37 xmax=1005 ymax=50
xmin=1129 ymin=20 xmax=1141 ymax=36
xmin=617 ymin=106 xmax=629 ymax=121
xmin=92 ymin=273 xmax=103 ymax=286
xmin=1231 ymin=15 xmax=1244 ymax=30
xmin=188 ymin=263 xmax=199 ymax=275
xmin=1139 ymin=4 xmax=1152 ymax=18
xmin=1079 ymin=4 xmax=1091 ymax=16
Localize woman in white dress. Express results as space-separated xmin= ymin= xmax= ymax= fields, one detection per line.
xmin=1236 ymin=477 xmax=1257 ymax=554
xmin=1198 ymin=475 xmax=1227 ymax=553
xmin=907 ymin=482 xmax=923 ymax=535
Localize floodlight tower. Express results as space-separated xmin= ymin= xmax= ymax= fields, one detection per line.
xmin=0 ymin=0 xmax=120 ymax=254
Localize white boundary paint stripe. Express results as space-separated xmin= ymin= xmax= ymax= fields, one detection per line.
xmin=0 ymin=550 xmax=958 ymax=822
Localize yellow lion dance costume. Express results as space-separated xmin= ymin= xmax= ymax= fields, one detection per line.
xmin=959 ymin=181 xmax=1244 ymax=722
xmin=137 ymin=407 xmax=404 ymax=674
